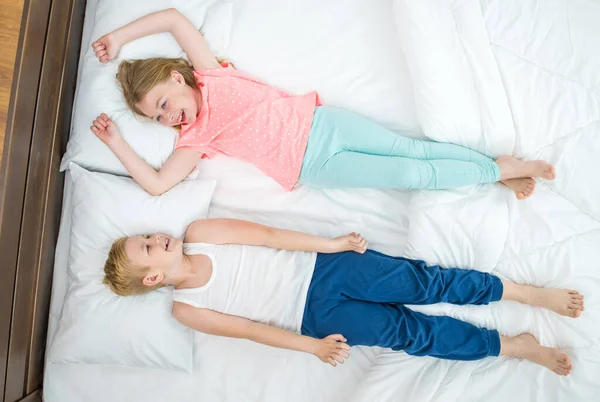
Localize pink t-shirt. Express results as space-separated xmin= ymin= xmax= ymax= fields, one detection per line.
xmin=176 ymin=65 xmax=321 ymax=191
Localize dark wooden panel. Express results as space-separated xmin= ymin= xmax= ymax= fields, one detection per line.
xmin=0 ymin=0 xmax=51 ymax=399
xmin=16 ymin=390 xmax=40 ymax=402
xmin=0 ymin=0 xmax=26 ymax=161
xmin=26 ymin=0 xmax=85 ymax=394
xmin=0 ymin=0 xmax=86 ymax=400
xmin=3 ymin=0 xmax=86 ymax=399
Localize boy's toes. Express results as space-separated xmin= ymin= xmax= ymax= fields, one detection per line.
xmin=546 ymin=165 xmax=556 ymax=180
xmin=553 ymin=368 xmax=568 ymax=376
xmin=558 ymin=361 xmax=572 ymax=370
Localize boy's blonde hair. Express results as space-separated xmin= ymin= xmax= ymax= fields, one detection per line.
xmin=117 ymin=57 xmax=198 ymax=118
xmin=103 ymin=237 xmax=165 ymax=296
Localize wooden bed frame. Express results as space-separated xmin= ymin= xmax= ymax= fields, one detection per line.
xmin=0 ymin=0 xmax=86 ymax=401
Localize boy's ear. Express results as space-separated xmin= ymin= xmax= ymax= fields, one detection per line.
xmin=142 ymin=272 xmax=165 ymax=287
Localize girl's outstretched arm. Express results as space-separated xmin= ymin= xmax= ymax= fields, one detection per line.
xmin=91 ymin=113 xmax=199 ymax=195
xmin=185 ymin=218 xmax=369 ymax=254
xmin=92 ymin=8 xmax=220 ymax=70
xmin=173 ymin=303 xmax=351 ymax=367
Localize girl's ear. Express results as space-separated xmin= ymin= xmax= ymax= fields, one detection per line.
xmin=142 ymin=272 xmax=165 ymax=287
xmin=171 ymin=70 xmax=184 ymax=85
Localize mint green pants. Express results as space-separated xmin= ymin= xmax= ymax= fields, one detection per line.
xmin=298 ymin=107 xmax=501 ymax=190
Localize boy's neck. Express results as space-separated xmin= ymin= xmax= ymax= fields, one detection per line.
xmin=164 ymin=254 xmax=195 ymax=287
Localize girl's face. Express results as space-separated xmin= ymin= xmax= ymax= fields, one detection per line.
xmin=124 ymin=233 xmax=184 ymax=282
xmin=137 ymin=71 xmax=199 ymax=127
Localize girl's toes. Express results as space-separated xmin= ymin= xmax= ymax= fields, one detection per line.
xmin=573 ymin=303 xmax=584 ymax=311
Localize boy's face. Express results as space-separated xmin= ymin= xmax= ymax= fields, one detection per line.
xmin=125 ymin=233 xmax=184 ymax=285
xmin=137 ymin=71 xmax=199 ymax=127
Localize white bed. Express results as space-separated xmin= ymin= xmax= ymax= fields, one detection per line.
xmin=44 ymin=0 xmax=600 ymax=401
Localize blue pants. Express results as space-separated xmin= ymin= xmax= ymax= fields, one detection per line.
xmin=299 ymin=107 xmax=501 ymax=190
xmin=301 ymin=251 xmax=503 ymax=360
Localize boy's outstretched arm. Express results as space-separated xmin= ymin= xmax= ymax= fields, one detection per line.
xmin=185 ymin=218 xmax=369 ymax=254
xmin=173 ymin=302 xmax=351 ymax=367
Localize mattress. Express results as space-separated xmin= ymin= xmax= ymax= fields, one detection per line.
xmin=45 ymin=0 xmax=600 ymax=401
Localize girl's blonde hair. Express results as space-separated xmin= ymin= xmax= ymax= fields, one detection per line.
xmin=117 ymin=57 xmax=231 ymax=122
xmin=117 ymin=57 xmax=198 ymax=118
xmin=103 ymin=237 xmax=165 ymax=296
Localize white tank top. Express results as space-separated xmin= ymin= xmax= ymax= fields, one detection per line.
xmin=173 ymin=243 xmax=317 ymax=333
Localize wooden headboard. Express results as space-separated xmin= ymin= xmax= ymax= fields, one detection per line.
xmin=0 ymin=0 xmax=86 ymax=401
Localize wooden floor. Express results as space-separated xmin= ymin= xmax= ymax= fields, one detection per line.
xmin=0 ymin=0 xmax=25 ymax=165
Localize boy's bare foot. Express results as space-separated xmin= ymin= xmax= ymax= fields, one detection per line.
xmin=496 ymin=156 xmax=556 ymax=181
xmin=502 ymin=334 xmax=572 ymax=376
xmin=526 ymin=288 xmax=584 ymax=318
xmin=501 ymin=178 xmax=536 ymax=200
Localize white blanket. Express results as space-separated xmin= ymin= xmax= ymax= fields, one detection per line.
xmin=374 ymin=1 xmax=600 ymax=401
xmin=45 ymin=0 xmax=600 ymax=401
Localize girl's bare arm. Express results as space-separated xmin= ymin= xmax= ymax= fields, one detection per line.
xmin=93 ymin=8 xmax=220 ymax=70
xmin=91 ymin=113 xmax=198 ymax=195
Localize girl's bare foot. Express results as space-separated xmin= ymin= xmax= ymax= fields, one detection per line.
xmin=501 ymin=334 xmax=573 ymax=376
xmin=501 ymin=178 xmax=536 ymax=200
xmin=496 ymin=156 xmax=556 ymax=181
xmin=526 ymin=288 xmax=585 ymax=318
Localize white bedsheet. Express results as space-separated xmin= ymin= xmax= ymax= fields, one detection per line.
xmin=45 ymin=0 xmax=600 ymax=401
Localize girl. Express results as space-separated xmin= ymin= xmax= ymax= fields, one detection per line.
xmin=104 ymin=218 xmax=583 ymax=375
xmin=91 ymin=8 xmax=552 ymax=198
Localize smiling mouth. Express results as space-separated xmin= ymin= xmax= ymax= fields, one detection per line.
xmin=165 ymin=237 xmax=171 ymax=251
xmin=178 ymin=110 xmax=186 ymax=124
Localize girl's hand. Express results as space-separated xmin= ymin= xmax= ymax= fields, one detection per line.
xmin=330 ymin=233 xmax=368 ymax=254
xmin=92 ymin=33 xmax=121 ymax=63
xmin=90 ymin=113 xmax=122 ymax=147
xmin=313 ymin=334 xmax=350 ymax=367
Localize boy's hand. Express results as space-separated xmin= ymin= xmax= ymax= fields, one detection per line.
xmin=92 ymin=33 xmax=121 ymax=63
xmin=90 ymin=113 xmax=122 ymax=147
xmin=330 ymin=233 xmax=368 ymax=254
xmin=312 ymin=334 xmax=350 ymax=367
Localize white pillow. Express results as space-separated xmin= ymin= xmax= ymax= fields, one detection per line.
xmin=403 ymin=185 xmax=509 ymax=272
xmin=60 ymin=0 xmax=233 ymax=176
xmin=224 ymin=0 xmax=420 ymax=135
xmin=48 ymin=164 xmax=216 ymax=372
xmin=392 ymin=0 xmax=515 ymax=156
xmin=48 ymin=281 xmax=195 ymax=372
